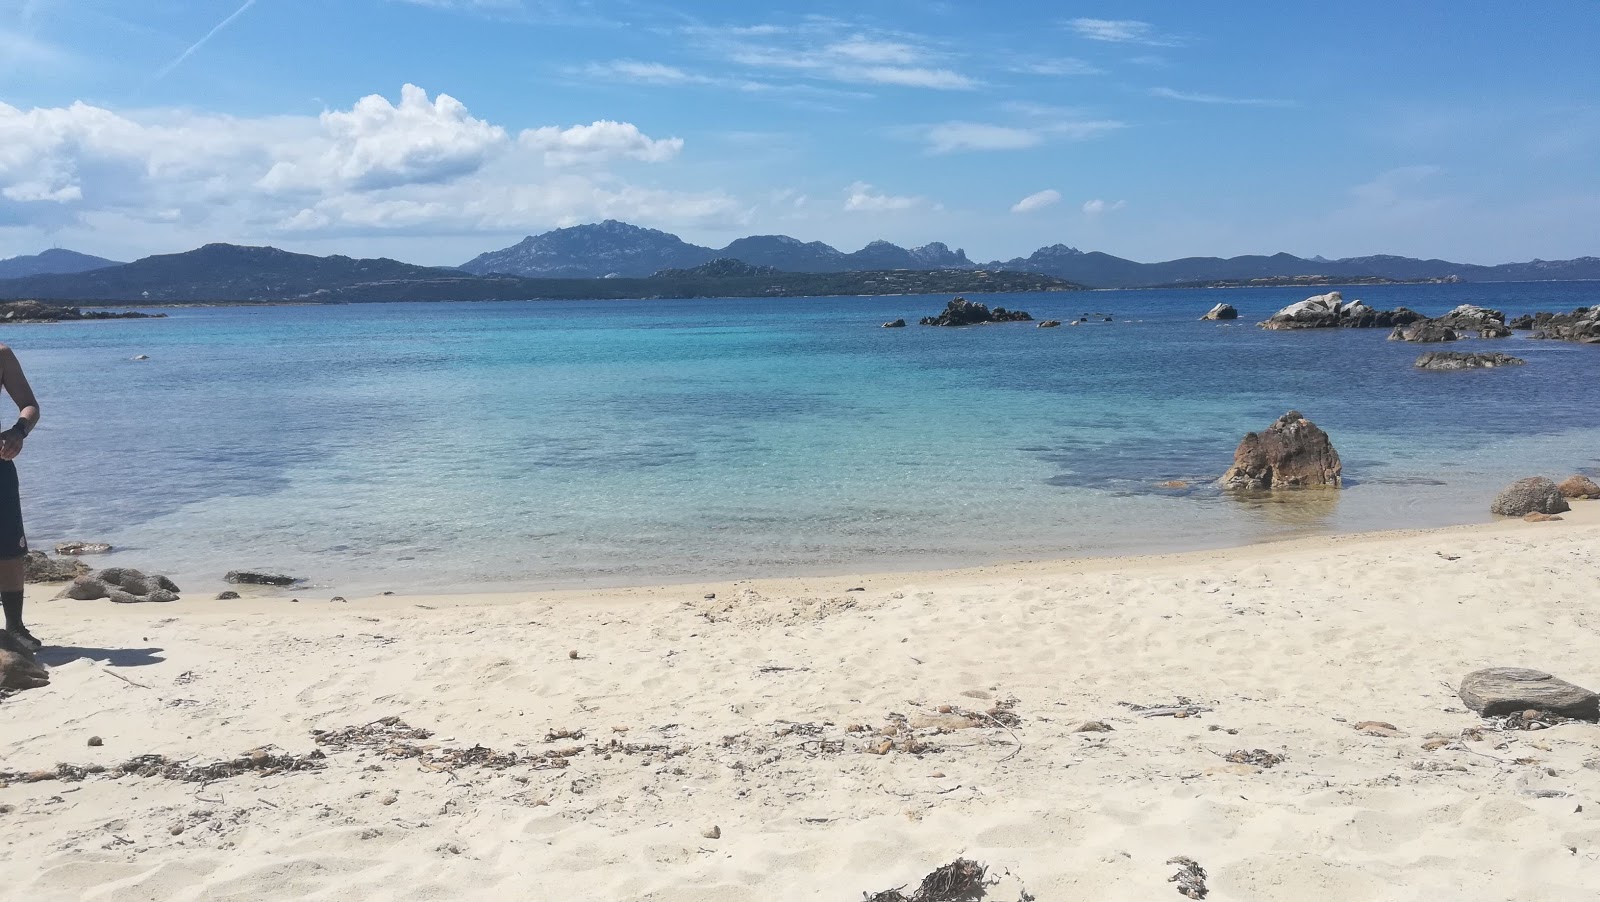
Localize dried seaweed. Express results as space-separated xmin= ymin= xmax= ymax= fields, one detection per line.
xmin=0 ymin=749 xmax=326 ymax=786
xmin=1120 ymin=697 xmax=1212 ymax=718
xmin=863 ymin=858 xmax=988 ymax=902
xmin=313 ymin=717 xmax=566 ymax=772
xmin=1490 ymin=710 xmax=1575 ymax=732
xmin=1167 ymin=856 xmax=1208 ymax=899
xmin=1223 ymin=749 xmax=1286 ymax=768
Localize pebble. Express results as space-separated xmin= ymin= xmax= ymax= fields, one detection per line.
xmin=170 ymin=824 xmax=183 ymax=835
xmin=380 ymin=790 xmax=398 ymax=806
xmin=936 ymin=704 xmax=953 ymax=714
xmin=87 ymin=736 xmax=103 ymax=747
xmin=701 ymin=825 xmax=721 ymax=839
xmin=568 ymin=650 xmax=579 ymax=660
xmin=216 ymin=591 xmax=240 ymax=600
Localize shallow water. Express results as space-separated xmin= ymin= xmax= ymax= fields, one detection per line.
xmin=7 ymin=281 xmax=1598 ymax=593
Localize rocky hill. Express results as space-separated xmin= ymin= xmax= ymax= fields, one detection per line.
xmin=0 ymin=248 xmax=123 ymax=279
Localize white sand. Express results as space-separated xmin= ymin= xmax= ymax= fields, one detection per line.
xmin=4 ymin=503 xmax=1600 ymax=901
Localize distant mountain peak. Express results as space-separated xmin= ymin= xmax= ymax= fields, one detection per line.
xmin=0 ymin=247 xmax=124 ymax=279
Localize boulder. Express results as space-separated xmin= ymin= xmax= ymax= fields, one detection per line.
xmin=1201 ymin=303 xmax=1239 ymax=321
xmin=1221 ymin=410 xmax=1342 ymax=490
xmin=1037 ymin=320 xmax=1061 ymax=328
xmin=1389 ymin=321 xmax=1458 ymax=343
xmin=58 ymin=568 xmax=180 ymax=603
xmin=1557 ymin=475 xmax=1600 ymax=499
xmin=1490 ymin=477 xmax=1571 ymax=517
xmin=919 ymin=297 xmax=1032 ymax=327
xmin=225 ymin=570 xmax=299 ymax=586
xmin=216 ymin=590 xmax=242 ymax=600
xmin=1414 ymin=351 xmax=1525 ymax=370
xmin=881 ymin=319 xmax=906 ymax=328
xmin=23 ymin=551 xmax=89 ymax=583
xmin=1509 ymin=314 xmax=1536 ymax=330
xmin=1434 ymin=304 xmax=1507 ymax=331
xmin=1458 ymin=667 xmax=1599 ymax=719
xmin=0 ymin=646 xmax=49 ymax=691
xmin=1259 ymin=291 xmax=1423 ymax=330
xmin=1526 ymin=307 xmax=1600 ymax=343
xmin=54 ymin=541 xmax=112 ymax=555
xmin=1478 ymin=324 xmax=1513 ymax=339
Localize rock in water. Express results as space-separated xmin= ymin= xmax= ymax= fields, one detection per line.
xmin=1557 ymin=475 xmax=1600 ymax=499
xmin=1037 ymin=320 xmax=1061 ymax=328
xmin=919 ymin=297 xmax=1032 ymax=326
xmin=1526 ymin=307 xmax=1600 ymax=343
xmin=225 ymin=570 xmax=300 ymax=586
xmin=881 ymin=319 xmax=906 ymax=328
xmin=1459 ymin=668 xmax=1599 ymax=719
xmin=54 ymin=541 xmax=112 ymax=555
xmin=1201 ymin=303 xmax=1238 ymax=321
xmin=1490 ymin=477 xmax=1571 ymax=517
xmin=1221 ymin=410 xmax=1342 ymax=490
xmin=1389 ymin=321 xmax=1458 ymax=343
xmin=1414 ymin=351 xmax=1525 ymax=370
xmin=23 ymin=551 xmax=89 ymax=583
xmin=1434 ymin=304 xmax=1508 ymax=332
xmin=1259 ymin=291 xmax=1423 ymax=330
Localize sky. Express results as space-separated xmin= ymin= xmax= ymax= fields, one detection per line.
xmin=1 ymin=0 xmax=1598 ymax=267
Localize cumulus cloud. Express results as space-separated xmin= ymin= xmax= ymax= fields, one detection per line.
xmin=1082 ymin=198 xmax=1126 ymax=216
xmin=843 ymin=181 xmax=922 ymax=212
xmin=1067 ymin=18 xmax=1182 ymax=46
xmin=520 ymin=120 xmax=684 ymax=165
xmin=0 ymin=86 xmax=726 ymax=248
xmin=1011 ymin=189 xmax=1061 ymax=213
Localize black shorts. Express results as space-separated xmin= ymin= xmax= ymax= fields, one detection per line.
xmin=0 ymin=460 xmax=26 ymax=560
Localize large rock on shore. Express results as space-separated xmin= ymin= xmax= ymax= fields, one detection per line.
xmin=1490 ymin=477 xmax=1571 ymax=517
xmin=0 ymin=636 xmax=49 ymax=690
xmin=1221 ymin=410 xmax=1342 ymax=490
xmin=1458 ymin=668 xmax=1599 ymax=719
xmin=1389 ymin=321 xmax=1458 ymax=343
xmin=1557 ymin=475 xmax=1600 ymax=499
xmin=919 ymin=297 xmax=1033 ymax=326
xmin=1526 ymin=307 xmax=1600 ymax=343
xmin=1259 ymin=291 xmax=1423 ymax=330
xmin=1201 ymin=303 xmax=1239 ymax=321
xmin=23 ymin=551 xmax=89 ymax=583
xmin=60 ymin=567 xmax=181 ymax=603
xmin=1414 ymin=351 xmax=1525 ymax=370
xmin=225 ymin=570 xmax=300 ymax=586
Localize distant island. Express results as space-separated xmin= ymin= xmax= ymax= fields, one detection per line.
xmin=1160 ymin=274 xmax=1464 ymax=290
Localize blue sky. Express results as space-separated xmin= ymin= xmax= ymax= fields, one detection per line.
xmin=2 ymin=0 xmax=1597 ymax=266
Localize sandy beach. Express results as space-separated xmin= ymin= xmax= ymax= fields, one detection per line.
xmin=4 ymin=502 xmax=1600 ymax=901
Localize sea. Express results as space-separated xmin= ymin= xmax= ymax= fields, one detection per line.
xmin=7 ymin=281 xmax=1598 ymax=594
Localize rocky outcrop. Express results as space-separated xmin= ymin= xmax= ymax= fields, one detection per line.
xmin=60 ymin=567 xmax=181 ymax=603
xmin=1037 ymin=320 xmax=1061 ymax=328
xmin=54 ymin=541 xmax=111 ymax=555
xmin=1526 ymin=307 xmax=1600 ymax=343
xmin=881 ymin=319 xmax=906 ymax=328
xmin=225 ymin=570 xmax=300 ymax=586
xmin=1509 ymin=314 xmax=1535 ymax=330
xmin=1490 ymin=477 xmax=1571 ymax=517
xmin=1458 ymin=667 xmax=1599 ymax=719
xmin=1389 ymin=321 xmax=1458 ymax=343
xmin=1558 ymin=475 xmax=1600 ymax=499
xmin=1258 ymin=291 xmax=1423 ymax=330
xmin=918 ymin=297 xmax=1033 ymax=327
xmin=23 ymin=551 xmax=89 ymax=583
xmin=1433 ymin=304 xmax=1508 ymax=332
xmin=0 ymin=300 xmax=164 ymax=323
xmin=1221 ymin=410 xmax=1342 ymax=490
xmin=1414 ymin=351 xmax=1525 ymax=370
xmin=1201 ymin=303 xmax=1239 ymax=321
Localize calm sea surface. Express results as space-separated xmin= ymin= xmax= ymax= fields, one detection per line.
xmin=6 ymin=282 xmax=1598 ymax=594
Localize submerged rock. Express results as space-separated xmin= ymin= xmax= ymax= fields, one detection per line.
xmin=1201 ymin=303 xmax=1239 ymax=321
xmin=1221 ymin=410 xmax=1342 ymax=490
xmin=54 ymin=541 xmax=112 ymax=555
xmin=1259 ymin=291 xmax=1422 ymax=330
xmin=225 ymin=570 xmax=299 ymax=586
xmin=1414 ymin=351 xmax=1525 ymax=370
xmin=1459 ymin=667 xmax=1599 ymax=719
xmin=1389 ymin=321 xmax=1458 ymax=343
xmin=1490 ymin=477 xmax=1571 ymax=517
xmin=919 ymin=297 xmax=1033 ymax=327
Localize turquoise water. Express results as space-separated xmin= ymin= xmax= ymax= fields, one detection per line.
xmin=6 ymin=282 xmax=1599 ymax=594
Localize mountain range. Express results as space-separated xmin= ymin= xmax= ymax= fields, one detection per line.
xmin=0 ymin=248 xmax=123 ymax=279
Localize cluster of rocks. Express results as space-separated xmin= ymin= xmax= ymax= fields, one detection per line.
xmin=60 ymin=568 xmax=181 ymax=604
xmin=1414 ymin=351 xmax=1526 ymax=370
xmin=1258 ymin=291 xmax=1423 ymax=331
xmin=1389 ymin=304 xmax=1512 ymax=342
xmin=0 ymin=300 xmax=164 ymax=323
xmin=1200 ymin=303 xmax=1239 ymax=321
xmin=1515 ymin=307 xmax=1600 ymax=343
xmin=1221 ymin=410 xmax=1343 ymax=490
xmin=918 ymin=297 xmax=1033 ymax=327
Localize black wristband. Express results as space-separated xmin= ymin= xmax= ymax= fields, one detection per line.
xmin=11 ymin=419 xmax=28 ymax=437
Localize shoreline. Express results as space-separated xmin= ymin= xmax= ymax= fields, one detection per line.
xmin=6 ymin=500 xmax=1600 ymax=900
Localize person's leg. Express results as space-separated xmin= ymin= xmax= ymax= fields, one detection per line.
xmin=0 ymin=459 xmax=34 ymax=650
xmin=0 ymin=558 xmax=25 ymax=636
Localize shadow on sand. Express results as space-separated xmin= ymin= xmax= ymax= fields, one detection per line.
xmin=38 ymin=646 xmax=166 ymax=667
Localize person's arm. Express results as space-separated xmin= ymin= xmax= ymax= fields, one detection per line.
xmin=0 ymin=345 xmax=39 ymax=461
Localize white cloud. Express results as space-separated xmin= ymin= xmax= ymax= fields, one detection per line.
xmin=1149 ymin=87 xmax=1293 ymax=107
xmin=519 ymin=120 xmax=683 ymax=165
xmin=1011 ymin=189 xmax=1061 ymax=213
xmin=1082 ymin=198 xmax=1126 ymax=216
xmin=1014 ymin=57 xmax=1103 ymax=76
xmin=1067 ymin=18 xmax=1182 ymax=46
xmin=689 ymin=21 xmax=977 ymax=91
xmin=927 ymin=122 xmax=1042 ymax=153
xmin=581 ymin=60 xmax=715 ymax=85
xmin=843 ymin=181 xmax=922 ymax=212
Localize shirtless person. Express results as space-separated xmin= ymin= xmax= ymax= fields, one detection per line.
xmin=0 ymin=344 xmax=41 ymax=651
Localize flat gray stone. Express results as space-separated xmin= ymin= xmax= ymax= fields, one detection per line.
xmin=1459 ymin=667 xmax=1599 ymax=719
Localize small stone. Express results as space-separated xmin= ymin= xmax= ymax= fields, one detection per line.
xmin=170 ymin=824 xmax=183 ymax=835
xmin=567 ymin=650 xmax=579 ymax=660
xmin=380 ymin=790 xmax=398 ymax=806
xmin=215 ymin=591 xmax=241 ymax=600
xmin=612 ymin=725 xmax=630 ymax=733
xmin=1070 ymin=721 xmax=1113 ymax=733
xmin=703 ymin=593 xmax=715 ymax=600
xmin=1354 ymin=721 xmax=1401 ymax=737
xmin=1422 ymin=737 xmax=1452 ymax=751
xmin=330 ymin=596 xmax=347 ymax=603
xmin=87 ymin=736 xmax=103 ymax=747
xmin=928 ymin=771 xmax=946 ymax=778
xmin=1524 ymin=512 xmax=1564 ymax=522
xmin=869 ymin=740 xmax=894 ymax=755
xmin=936 ymin=704 xmax=953 ymax=714
xmin=701 ymin=825 xmax=721 ymax=839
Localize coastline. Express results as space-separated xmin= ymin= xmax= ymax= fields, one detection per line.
xmin=6 ymin=501 xmax=1599 ymax=900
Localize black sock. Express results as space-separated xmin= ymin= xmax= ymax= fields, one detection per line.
xmin=2 ymin=590 xmax=22 ymax=632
